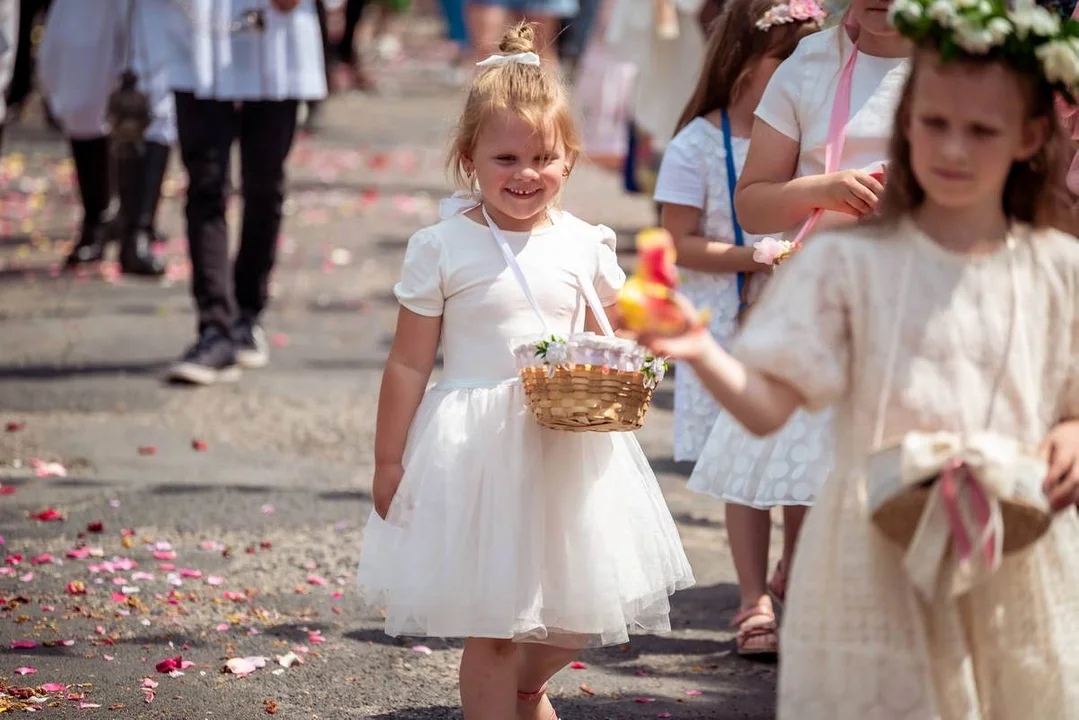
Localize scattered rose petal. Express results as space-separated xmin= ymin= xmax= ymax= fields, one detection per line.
xmin=685 ymin=689 xmax=703 ymax=696
xmin=276 ymin=652 xmax=303 ymax=668
xmin=306 ymin=575 xmax=327 ymax=586
xmin=191 ymin=438 xmax=208 ymax=451
xmin=109 ymin=498 xmax=121 ymax=508
xmin=11 ymin=640 xmax=37 ymax=649
xmin=138 ymin=446 xmax=157 ymax=456
xmin=66 ymin=547 xmax=90 ymax=559
xmin=0 ymin=486 xmax=15 ymax=495
xmin=331 ymin=590 xmax=344 ymax=599
xmin=261 ymin=504 xmax=274 ymax=514
xmin=153 ymin=551 xmax=176 ymax=561
xmin=579 ymin=683 xmax=595 ymax=696
xmin=142 ymin=678 xmax=158 ymax=689
xmin=411 ymin=645 xmax=432 ymax=655
xmin=103 ymin=654 xmax=114 ymax=661
xmin=570 ymin=661 xmax=587 ymax=669
xmin=179 ymin=568 xmax=202 ymax=579
xmin=307 ymin=630 xmax=325 ymax=645
xmin=224 ymin=656 xmax=266 ymax=677
xmin=80 ymin=702 xmax=101 ymax=709
xmin=155 ymin=655 xmax=194 ymax=674
xmin=658 ymin=714 xmax=673 ymax=719
xmin=215 ymin=623 xmax=230 ymax=632
xmin=206 ymin=575 xmax=224 ymax=586
xmin=31 ymin=460 xmax=66 ymax=478
xmin=223 ymin=591 xmax=246 ymax=602
xmin=40 ymin=605 xmax=54 ymax=612
xmin=86 ymin=521 xmax=104 ymax=533
xmin=29 ymin=507 xmax=64 ymax=522
xmin=40 ymin=682 xmax=66 ymax=692
xmin=6 ymin=421 xmax=24 ymax=432
xmin=132 ymin=571 xmax=154 ymax=581
xmin=29 ymin=553 xmax=53 ymax=565
xmin=19 ymin=571 xmax=32 ymax=582
xmin=633 ymin=697 xmax=657 ymax=703
xmin=14 ymin=667 xmax=36 ymax=675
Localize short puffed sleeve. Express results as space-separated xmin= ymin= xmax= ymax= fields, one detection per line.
xmin=653 ymin=127 xmax=706 ymax=209
xmin=393 ymin=228 xmax=444 ymax=317
xmin=594 ymin=224 xmax=626 ymax=306
xmin=733 ymin=233 xmax=851 ymax=410
xmin=754 ymin=48 xmax=804 ymax=142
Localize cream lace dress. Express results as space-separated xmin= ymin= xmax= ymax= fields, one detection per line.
xmin=734 ymin=219 xmax=1079 ymax=719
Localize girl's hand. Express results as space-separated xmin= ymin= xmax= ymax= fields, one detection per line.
xmin=618 ymin=292 xmax=714 ymax=362
xmin=373 ymin=463 xmax=405 ymax=520
xmin=1041 ymin=420 xmax=1079 ymax=512
xmin=818 ymin=170 xmax=885 ymax=217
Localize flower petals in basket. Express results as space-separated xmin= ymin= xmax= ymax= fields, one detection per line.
xmin=510 ymin=333 xmax=667 ymax=432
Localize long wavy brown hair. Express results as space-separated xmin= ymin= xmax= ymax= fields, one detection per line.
xmin=878 ymin=47 xmax=1074 ymax=230
xmin=674 ymin=0 xmax=821 ymax=135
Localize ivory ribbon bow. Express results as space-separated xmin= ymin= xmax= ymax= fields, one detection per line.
xmin=475 ymin=52 xmax=541 ymax=68
xmin=883 ymin=432 xmax=1047 ymax=600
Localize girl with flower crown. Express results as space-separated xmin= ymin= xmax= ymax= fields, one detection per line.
xmin=652 ymin=0 xmax=825 ymax=655
xmin=355 ymin=22 xmax=694 ymax=720
xmin=629 ymin=0 xmax=1079 ymax=714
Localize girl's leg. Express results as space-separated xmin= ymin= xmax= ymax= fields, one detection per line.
xmin=460 ymin=637 xmax=518 ymax=720
xmin=726 ymin=502 xmax=776 ymax=652
xmin=516 ymin=640 xmax=583 ymax=720
xmin=775 ymin=505 xmax=809 ymax=597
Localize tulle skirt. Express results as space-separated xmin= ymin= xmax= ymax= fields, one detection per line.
xmin=356 ymin=379 xmax=695 ymax=648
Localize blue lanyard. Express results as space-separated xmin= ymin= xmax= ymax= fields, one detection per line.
xmin=720 ymin=109 xmax=747 ymax=310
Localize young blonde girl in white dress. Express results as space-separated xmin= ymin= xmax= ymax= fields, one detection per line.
xmin=687 ymin=0 xmax=912 ymax=629
xmin=634 ymin=0 xmax=1079 ymax=714
xmin=356 ymin=23 xmax=694 ymax=720
xmin=652 ymin=0 xmax=825 ymax=655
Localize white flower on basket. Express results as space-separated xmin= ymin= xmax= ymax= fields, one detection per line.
xmin=641 ymin=355 xmax=668 ymax=389
xmin=1038 ymin=39 xmax=1079 ymax=86
xmin=986 ymin=16 xmax=1013 ymax=44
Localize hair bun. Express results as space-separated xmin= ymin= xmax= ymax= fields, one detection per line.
xmin=498 ymin=21 xmax=537 ymax=55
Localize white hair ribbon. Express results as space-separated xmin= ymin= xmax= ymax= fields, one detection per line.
xmin=475 ymin=52 xmax=541 ymax=68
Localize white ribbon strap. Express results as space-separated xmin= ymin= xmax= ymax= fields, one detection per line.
xmin=479 ymin=204 xmax=614 ymax=339
xmin=475 ymin=52 xmax=541 ymax=68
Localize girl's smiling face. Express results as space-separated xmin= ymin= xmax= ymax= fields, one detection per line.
xmin=465 ymin=110 xmax=569 ymax=232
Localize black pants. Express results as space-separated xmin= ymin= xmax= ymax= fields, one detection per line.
xmin=175 ymin=92 xmax=298 ymax=337
xmin=336 ymin=0 xmax=367 ymax=65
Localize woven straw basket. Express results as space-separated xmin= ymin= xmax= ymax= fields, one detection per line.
xmin=871 ymin=482 xmax=1050 ymax=555
xmin=520 ymin=365 xmax=655 ymax=432
xmin=867 ymin=438 xmax=1052 ymax=556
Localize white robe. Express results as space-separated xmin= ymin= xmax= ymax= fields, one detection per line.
xmin=37 ymin=0 xmax=176 ymax=143
xmin=155 ymin=0 xmax=327 ymax=101
xmin=0 ymin=0 xmax=18 ymax=125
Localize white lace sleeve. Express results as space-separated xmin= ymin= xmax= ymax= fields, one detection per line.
xmin=733 ymin=233 xmax=851 ymax=410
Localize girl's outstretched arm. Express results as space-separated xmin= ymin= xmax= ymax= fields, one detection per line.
xmin=661 ymin=326 xmax=804 ymax=436
xmin=662 ymin=204 xmax=769 ymax=274
xmin=372 ymin=308 xmax=442 ymax=517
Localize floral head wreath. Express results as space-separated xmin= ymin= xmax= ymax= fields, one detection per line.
xmin=756 ymin=0 xmax=828 ymax=31
xmin=889 ymin=0 xmax=1079 ymax=101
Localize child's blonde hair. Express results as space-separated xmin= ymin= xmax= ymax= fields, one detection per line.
xmin=448 ymin=22 xmax=582 ymax=190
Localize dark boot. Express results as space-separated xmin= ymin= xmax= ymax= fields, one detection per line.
xmin=116 ymin=140 xmax=167 ymax=277
xmin=65 ymin=137 xmax=117 ymax=267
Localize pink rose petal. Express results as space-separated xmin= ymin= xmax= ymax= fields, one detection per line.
xmin=11 ymin=640 xmax=37 ymax=649
xmin=306 ymin=575 xmax=327 ymax=586
xmin=215 ymin=623 xmax=230 ymax=632
xmin=411 ymin=645 xmax=432 ymax=655
xmin=633 ymin=697 xmax=656 ymax=703
xmin=14 ymin=667 xmax=37 ymax=675
xmin=570 ymin=661 xmax=587 ymax=669
xmin=40 ymin=683 xmax=66 ymax=693
xmin=206 ymin=575 xmax=224 ymax=586
xmin=80 ymin=702 xmax=101 ymax=709
xmin=685 ymin=689 xmax=703 ymax=696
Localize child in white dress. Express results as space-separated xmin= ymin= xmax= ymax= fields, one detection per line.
xmin=688 ymin=0 xmax=913 ymax=624
xmin=356 ymin=23 xmax=694 ymax=720
xmin=634 ymin=1 xmax=1079 ymax=714
xmin=652 ymin=0 xmax=824 ymax=655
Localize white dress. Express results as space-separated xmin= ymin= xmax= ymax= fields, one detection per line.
xmin=737 ymin=220 xmax=1079 ymax=719
xmin=0 ymin=0 xmax=16 ymax=126
xmin=687 ymin=27 xmax=909 ymax=507
xmin=356 ymin=210 xmax=695 ymax=648
xmin=653 ymin=117 xmax=765 ymax=462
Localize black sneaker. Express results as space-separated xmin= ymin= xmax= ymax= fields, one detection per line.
xmin=235 ymin=319 xmax=269 ymax=369
xmin=167 ymin=327 xmax=241 ymax=385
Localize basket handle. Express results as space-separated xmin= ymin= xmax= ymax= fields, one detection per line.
xmin=482 ymin=204 xmax=616 ymax=338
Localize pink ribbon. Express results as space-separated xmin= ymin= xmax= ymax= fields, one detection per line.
xmin=937 ymin=459 xmax=999 ymax=569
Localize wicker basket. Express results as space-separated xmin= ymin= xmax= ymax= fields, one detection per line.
xmin=519 ymin=365 xmax=655 ymax=432
xmin=871 ymin=481 xmax=1051 ymax=555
